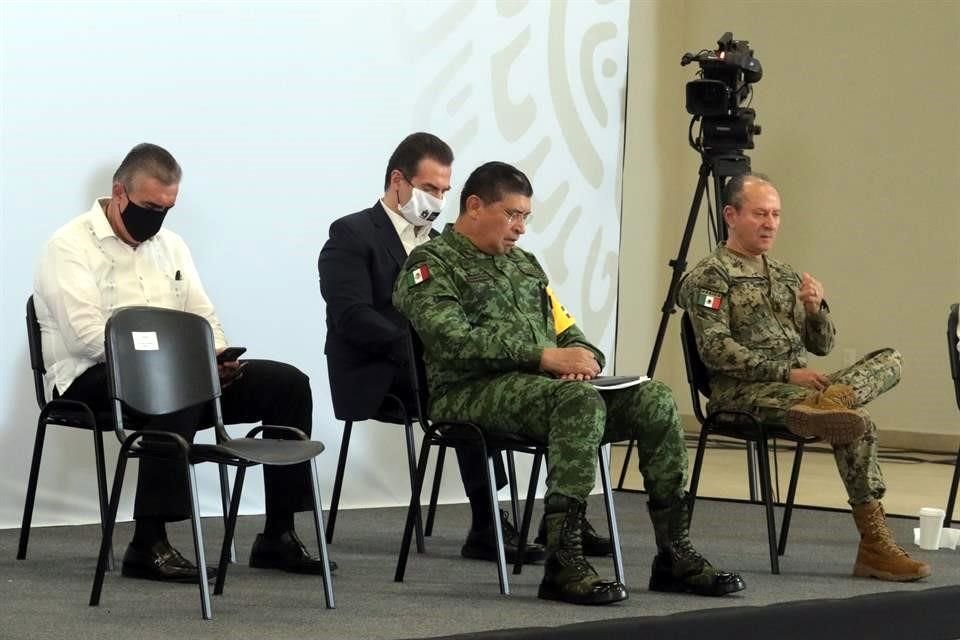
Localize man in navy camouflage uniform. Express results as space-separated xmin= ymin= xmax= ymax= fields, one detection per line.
xmin=679 ymin=173 xmax=930 ymax=582
xmin=394 ymin=161 xmax=744 ymax=605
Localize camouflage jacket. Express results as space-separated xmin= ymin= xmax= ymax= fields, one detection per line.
xmin=677 ymin=244 xmax=835 ymax=403
xmin=392 ymin=224 xmax=603 ymax=403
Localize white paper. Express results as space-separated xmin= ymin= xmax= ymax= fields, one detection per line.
xmin=131 ymin=331 xmax=159 ymax=351
xmin=588 ymin=375 xmax=650 ymax=391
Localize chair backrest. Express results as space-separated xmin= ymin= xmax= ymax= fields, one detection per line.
xmin=25 ymin=296 xmax=48 ymax=408
xmin=105 ymin=306 xmax=221 ymax=417
xmin=405 ymin=325 xmax=432 ymax=424
xmin=680 ymin=312 xmax=713 ymax=423
xmin=948 ymin=303 xmax=960 ymax=412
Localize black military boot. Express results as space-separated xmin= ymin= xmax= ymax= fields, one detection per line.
xmin=537 ymin=495 xmax=628 ymax=605
xmin=535 ymin=512 xmax=613 ymax=557
xmin=647 ymin=493 xmax=746 ymax=596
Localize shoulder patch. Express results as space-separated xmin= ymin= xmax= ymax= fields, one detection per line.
xmin=696 ymin=289 xmax=723 ymax=311
xmin=546 ymin=286 xmax=576 ymax=334
xmin=407 ymin=263 xmax=431 ymax=286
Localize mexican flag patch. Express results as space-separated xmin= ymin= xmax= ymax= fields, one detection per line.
xmin=408 ymin=264 xmax=431 ymax=286
xmin=697 ymin=291 xmax=723 ymax=310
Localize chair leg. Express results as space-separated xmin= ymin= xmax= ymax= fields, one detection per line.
xmin=90 ymin=451 xmax=129 ymax=607
xmin=402 ymin=421 xmax=426 ymax=553
xmin=615 ymin=438 xmax=636 ymax=490
xmin=755 ymin=438 xmax=780 ymax=574
xmin=746 ymin=442 xmax=760 ymax=502
xmin=485 ymin=454 xmax=510 ymax=596
xmin=214 ymin=466 xmax=246 ymax=596
xmin=513 ymin=452 xmax=542 ymax=575
xmin=394 ymin=439 xmax=432 ymax=583
xmin=186 ymin=463 xmax=213 ymax=620
xmin=92 ymin=428 xmax=115 ymax=571
xmin=778 ymin=442 xmax=805 ymax=556
xmin=424 ymin=445 xmax=446 ymax=537
xmin=308 ymin=459 xmax=336 ymax=609
xmin=325 ymin=421 xmax=352 ymax=544
xmin=506 ymin=451 xmax=520 ymax=529
xmin=946 ymin=442 xmax=960 ymax=525
xmin=687 ymin=426 xmax=710 ymax=522
xmin=217 ymin=464 xmax=236 ymax=563
xmin=17 ymin=420 xmax=47 ymax=560
xmin=599 ymin=445 xmax=626 ymax=585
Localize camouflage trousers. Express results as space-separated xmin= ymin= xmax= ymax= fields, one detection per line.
xmin=710 ymin=348 xmax=902 ymax=505
xmin=432 ymin=374 xmax=687 ymax=503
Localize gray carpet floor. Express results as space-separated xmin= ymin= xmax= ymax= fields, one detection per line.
xmin=2 ymin=493 xmax=958 ymax=640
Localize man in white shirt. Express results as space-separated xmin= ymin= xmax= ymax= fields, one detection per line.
xmin=35 ymin=143 xmax=331 ymax=583
xmin=318 ymin=132 xmax=547 ymax=564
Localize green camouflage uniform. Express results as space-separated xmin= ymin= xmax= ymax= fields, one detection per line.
xmin=678 ymin=245 xmax=900 ymax=505
xmin=393 ymin=224 xmax=687 ymax=503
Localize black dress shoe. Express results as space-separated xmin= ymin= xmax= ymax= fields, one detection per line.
xmin=535 ymin=513 xmax=613 ymax=557
xmin=461 ymin=509 xmax=547 ymax=564
xmin=121 ymin=541 xmax=217 ymax=583
xmin=249 ymin=531 xmax=337 ymax=574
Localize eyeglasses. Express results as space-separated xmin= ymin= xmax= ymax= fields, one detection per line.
xmin=500 ymin=206 xmax=533 ymax=225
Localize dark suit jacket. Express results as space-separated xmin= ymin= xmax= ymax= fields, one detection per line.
xmin=318 ymin=201 xmax=436 ymax=420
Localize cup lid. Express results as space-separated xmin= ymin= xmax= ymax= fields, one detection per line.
xmin=918 ymin=507 xmax=946 ymax=517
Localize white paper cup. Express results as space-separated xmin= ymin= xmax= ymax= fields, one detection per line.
xmin=918 ymin=507 xmax=946 ymax=550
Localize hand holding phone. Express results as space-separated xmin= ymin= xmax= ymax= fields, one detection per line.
xmin=216 ymin=346 xmax=247 ymax=364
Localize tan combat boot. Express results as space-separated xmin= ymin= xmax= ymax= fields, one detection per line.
xmin=786 ymin=384 xmax=868 ymax=445
xmin=806 ymin=383 xmax=858 ymax=410
xmin=852 ymin=501 xmax=931 ymax=581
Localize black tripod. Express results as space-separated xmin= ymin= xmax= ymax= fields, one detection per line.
xmin=615 ymin=151 xmax=750 ymax=490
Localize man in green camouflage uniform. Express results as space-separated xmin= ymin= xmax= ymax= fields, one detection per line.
xmin=678 ymin=173 xmax=930 ymax=582
xmin=394 ymin=161 xmax=745 ymax=605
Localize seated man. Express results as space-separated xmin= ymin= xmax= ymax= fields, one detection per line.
xmin=34 ymin=142 xmax=329 ymax=582
xmin=393 ymin=161 xmax=744 ymax=605
xmin=678 ymin=172 xmax=930 ymax=582
xmin=318 ymin=132 xmax=543 ymax=563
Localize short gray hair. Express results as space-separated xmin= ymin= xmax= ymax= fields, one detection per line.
xmin=112 ymin=143 xmax=182 ymax=192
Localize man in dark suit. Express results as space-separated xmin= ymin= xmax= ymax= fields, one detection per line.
xmin=318 ymin=132 xmax=543 ymax=562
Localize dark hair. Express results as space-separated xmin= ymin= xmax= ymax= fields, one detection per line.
xmin=112 ymin=143 xmax=182 ymax=192
xmin=382 ymin=132 xmax=454 ymax=190
xmin=722 ymin=172 xmax=772 ymax=209
xmin=459 ymin=161 xmax=533 ymax=214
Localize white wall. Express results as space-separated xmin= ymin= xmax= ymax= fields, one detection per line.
xmin=620 ymin=0 xmax=960 ymax=443
xmin=0 ymin=0 xmax=630 ymax=528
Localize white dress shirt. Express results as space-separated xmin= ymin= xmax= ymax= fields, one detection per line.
xmin=34 ymin=199 xmax=228 ymax=396
xmin=380 ymin=198 xmax=432 ymax=255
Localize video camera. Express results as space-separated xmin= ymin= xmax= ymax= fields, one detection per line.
xmin=681 ymin=32 xmax=762 ymax=152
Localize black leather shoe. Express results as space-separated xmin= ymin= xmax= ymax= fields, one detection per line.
xmin=536 ymin=513 xmax=613 ymax=557
xmin=249 ymin=530 xmax=337 ymax=574
xmin=121 ymin=541 xmax=217 ymax=583
xmin=461 ymin=509 xmax=547 ymax=564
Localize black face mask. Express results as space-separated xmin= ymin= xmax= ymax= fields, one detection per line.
xmin=121 ymin=200 xmax=168 ymax=242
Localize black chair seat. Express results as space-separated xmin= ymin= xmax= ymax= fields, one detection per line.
xmin=191 ymin=438 xmax=325 ymax=466
xmin=41 ymin=402 xmax=112 ymax=430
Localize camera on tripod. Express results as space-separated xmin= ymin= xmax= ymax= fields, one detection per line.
xmin=681 ymin=32 xmax=762 ymax=152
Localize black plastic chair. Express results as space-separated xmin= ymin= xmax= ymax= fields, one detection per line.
xmin=325 ymin=393 xmax=447 ymax=553
xmin=680 ymin=312 xmax=816 ymax=574
xmin=17 ymin=296 xmax=114 ymax=567
xmin=944 ymin=303 xmax=960 ymax=525
xmin=394 ymin=327 xmax=625 ymax=595
xmin=89 ymin=306 xmax=334 ymax=619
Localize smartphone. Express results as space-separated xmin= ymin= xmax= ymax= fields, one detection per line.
xmin=216 ymin=346 xmax=247 ymax=364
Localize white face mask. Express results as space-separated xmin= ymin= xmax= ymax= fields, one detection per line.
xmin=397 ymin=186 xmax=445 ymax=227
